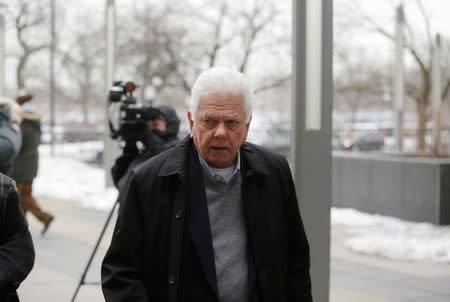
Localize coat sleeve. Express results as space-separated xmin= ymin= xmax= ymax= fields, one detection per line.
xmin=112 ymin=131 xmax=178 ymax=191
xmin=111 ymin=141 xmax=140 ymax=188
xmin=101 ymin=172 xmax=149 ymax=302
xmin=282 ymin=158 xmax=313 ymax=302
xmin=0 ymin=182 xmax=35 ymax=295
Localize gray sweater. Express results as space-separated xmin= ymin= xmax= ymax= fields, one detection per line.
xmin=199 ymin=154 xmax=249 ymax=302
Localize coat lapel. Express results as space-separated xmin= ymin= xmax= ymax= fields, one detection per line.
xmin=188 ymin=146 xmax=219 ymax=298
xmin=241 ymin=143 xmax=272 ymax=301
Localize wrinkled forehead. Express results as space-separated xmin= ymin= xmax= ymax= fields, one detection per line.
xmin=198 ymin=91 xmax=245 ymax=110
xmin=198 ymin=109 xmax=244 ymax=120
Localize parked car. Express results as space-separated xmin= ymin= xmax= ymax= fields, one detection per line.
xmin=342 ymin=132 xmax=385 ymax=151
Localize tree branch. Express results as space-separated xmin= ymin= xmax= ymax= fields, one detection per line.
xmin=208 ymin=2 xmax=227 ymax=67
xmin=415 ymin=0 xmax=433 ymax=50
xmin=238 ymin=3 xmax=277 ymax=73
xmin=254 ymin=75 xmax=291 ymax=93
xmin=357 ymin=5 xmax=429 ymax=78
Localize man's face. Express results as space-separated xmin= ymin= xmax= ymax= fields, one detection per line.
xmin=188 ymin=91 xmax=251 ymax=168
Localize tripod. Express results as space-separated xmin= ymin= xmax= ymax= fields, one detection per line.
xmin=71 ymin=199 xmax=119 ymax=302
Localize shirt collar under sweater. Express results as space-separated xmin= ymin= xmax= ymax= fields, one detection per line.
xmin=198 ymin=150 xmax=241 ymax=184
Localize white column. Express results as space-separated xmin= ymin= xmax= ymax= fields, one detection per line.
xmin=104 ymin=0 xmax=116 ymax=187
xmin=393 ymin=5 xmax=405 ymax=152
xmin=432 ymin=34 xmax=441 ymax=155
xmin=305 ymin=0 xmax=322 ymax=131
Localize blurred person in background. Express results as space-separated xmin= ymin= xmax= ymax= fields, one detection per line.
xmin=0 ymin=172 xmax=35 ymax=302
xmin=11 ymin=93 xmax=54 ymax=236
xmin=111 ymin=105 xmax=180 ymax=191
xmin=0 ymin=97 xmax=22 ymax=175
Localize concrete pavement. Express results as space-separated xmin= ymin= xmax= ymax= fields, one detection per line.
xmin=18 ymin=196 xmax=450 ymax=302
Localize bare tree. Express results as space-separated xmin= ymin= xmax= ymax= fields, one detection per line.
xmin=3 ymin=0 xmax=48 ymax=90
xmin=334 ymin=46 xmax=388 ymax=124
xmin=169 ymin=0 xmax=235 ymax=93
xmin=343 ymin=0 xmax=450 ymax=151
xmin=116 ymin=2 xmax=184 ymax=103
xmin=237 ymin=0 xmax=278 ymax=73
xmin=441 ymin=38 xmax=450 ymax=102
xmin=60 ymin=23 xmax=104 ymax=124
xmin=172 ymin=0 xmax=290 ymax=93
xmin=113 ymin=0 xmax=289 ymax=109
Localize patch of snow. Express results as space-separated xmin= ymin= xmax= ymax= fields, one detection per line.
xmin=332 ymin=208 xmax=450 ymax=263
xmin=35 ymin=142 xmax=117 ymax=210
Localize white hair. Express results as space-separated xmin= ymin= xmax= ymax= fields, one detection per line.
xmin=189 ymin=67 xmax=253 ymax=123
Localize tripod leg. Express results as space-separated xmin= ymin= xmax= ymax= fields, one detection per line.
xmin=71 ymin=199 xmax=119 ymax=302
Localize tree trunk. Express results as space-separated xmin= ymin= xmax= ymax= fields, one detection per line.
xmin=82 ymin=100 xmax=89 ymax=125
xmin=416 ymin=101 xmax=427 ymax=152
xmin=81 ymin=89 xmax=89 ymax=125
xmin=16 ymin=54 xmax=29 ymax=89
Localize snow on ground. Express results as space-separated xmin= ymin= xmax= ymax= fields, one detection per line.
xmin=332 ymin=208 xmax=450 ymax=263
xmin=35 ymin=142 xmax=118 ymax=210
xmin=34 ymin=142 xmax=450 ymax=263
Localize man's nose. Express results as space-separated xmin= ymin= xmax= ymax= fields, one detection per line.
xmin=214 ymin=122 xmax=227 ymax=137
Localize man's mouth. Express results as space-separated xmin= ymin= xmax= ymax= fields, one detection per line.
xmin=211 ymin=146 xmax=228 ymax=151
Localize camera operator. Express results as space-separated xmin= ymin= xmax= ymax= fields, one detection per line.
xmin=111 ymin=105 xmax=180 ymax=190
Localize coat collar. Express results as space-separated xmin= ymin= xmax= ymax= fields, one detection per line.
xmin=159 ymin=136 xmax=269 ymax=178
xmin=159 ymin=135 xmax=191 ymax=177
xmin=240 ymin=142 xmax=269 ymax=177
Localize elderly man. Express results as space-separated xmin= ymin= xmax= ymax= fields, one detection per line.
xmin=102 ymin=67 xmax=312 ymax=302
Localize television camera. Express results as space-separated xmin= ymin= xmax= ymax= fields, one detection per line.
xmin=108 ymin=81 xmax=161 ymax=142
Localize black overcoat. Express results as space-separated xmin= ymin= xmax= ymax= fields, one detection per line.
xmin=101 ymin=136 xmax=312 ymax=302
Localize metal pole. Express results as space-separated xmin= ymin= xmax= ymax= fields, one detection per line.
xmin=49 ymin=0 xmax=56 ymax=156
xmin=292 ymin=0 xmax=332 ymax=301
xmin=104 ymin=0 xmax=116 ymax=187
xmin=394 ymin=5 xmax=404 ymax=152
xmin=432 ymin=34 xmax=441 ymax=156
xmin=0 ymin=15 xmax=4 ymax=96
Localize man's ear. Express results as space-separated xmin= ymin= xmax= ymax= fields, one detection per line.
xmin=187 ymin=110 xmax=194 ymax=138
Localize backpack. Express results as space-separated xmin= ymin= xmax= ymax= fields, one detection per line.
xmin=0 ymin=105 xmax=22 ymax=174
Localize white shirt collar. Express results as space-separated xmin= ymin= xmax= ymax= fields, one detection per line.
xmin=198 ymin=150 xmax=241 ymax=184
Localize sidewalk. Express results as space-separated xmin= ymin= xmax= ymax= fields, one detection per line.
xmin=18 ymin=197 xmax=110 ymax=301
xmin=18 ymin=197 xmax=450 ymax=302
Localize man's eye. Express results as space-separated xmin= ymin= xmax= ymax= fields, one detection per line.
xmin=203 ymin=119 xmax=216 ymax=127
xmin=226 ymin=120 xmax=238 ymax=125
xmin=226 ymin=120 xmax=239 ymax=129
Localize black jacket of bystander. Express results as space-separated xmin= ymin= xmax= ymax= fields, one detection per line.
xmin=0 ymin=173 xmax=35 ymax=302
